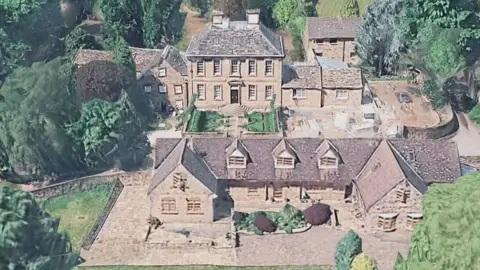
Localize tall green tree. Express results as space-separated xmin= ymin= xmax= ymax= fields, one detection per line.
xmin=355 ymin=0 xmax=405 ymax=75
xmin=335 ymin=230 xmax=363 ymax=270
xmin=398 ymin=172 xmax=480 ymax=270
xmin=341 ymin=0 xmax=360 ymax=17
xmin=65 ymin=27 xmax=102 ymax=56
xmin=141 ymin=0 xmax=182 ymax=48
xmin=65 ymin=95 xmax=150 ymax=169
xmin=0 ymin=187 xmax=82 ymax=269
xmin=0 ymin=58 xmax=84 ymax=180
xmin=99 ymin=0 xmax=143 ymax=47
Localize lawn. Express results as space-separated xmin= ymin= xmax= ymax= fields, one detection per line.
xmin=80 ymin=266 xmax=333 ymax=270
xmin=186 ymin=110 xmax=226 ymax=132
xmin=316 ymin=0 xmax=373 ymax=17
xmin=40 ymin=184 xmax=114 ymax=250
xmin=0 ymin=181 xmax=19 ymax=189
xmin=243 ymin=111 xmax=278 ymax=133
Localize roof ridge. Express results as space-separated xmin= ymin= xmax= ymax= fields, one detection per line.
xmin=148 ymin=139 xmax=185 ymax=194
xmin=259 ymin=23 xmax=284 ymax=57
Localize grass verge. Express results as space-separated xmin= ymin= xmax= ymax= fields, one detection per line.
xmin=79 ymin=266 xmax=333 ymax=270
xmin=40 ymin=184 xmax=114 ymax=250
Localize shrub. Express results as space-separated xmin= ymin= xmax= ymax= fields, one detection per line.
xmin=349 ymin=253 xmax=377 ymax=270
xmin=303 ymin=203 xmax=332 ymax=226
xmin=233 ymin=211 xmax=248 ymax=225
xmin=393 ymin=253 xmax=404 ymax=270
xmin=469 ymin=104 xmax=480 ymax=126
xmin=280 ymin=203 xmax=303 ymax=221
xmin=335 ymin=230 xmax=363 ymax=270
xmin=253 ymin=213 xmax=276 ymax=233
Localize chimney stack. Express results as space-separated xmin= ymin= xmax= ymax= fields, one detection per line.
xmin=212 ymin=10 xmax=224 ymax=25
xmin=246 ymin=9 xmax=261 ymax=25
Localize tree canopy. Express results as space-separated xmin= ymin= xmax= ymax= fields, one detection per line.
xmin=75 ymin=60 xmax=133 ymax=103
xmin=0 ymin=58 xmax=84 ymax=180
xmin=0 ymin=187 xmax=82 ymax=269
xmin=398 ymin=172 xmax=480 ymax=270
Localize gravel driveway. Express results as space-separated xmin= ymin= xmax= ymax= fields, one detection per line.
xmin=236 ymin=226 xmax=409 ymax=270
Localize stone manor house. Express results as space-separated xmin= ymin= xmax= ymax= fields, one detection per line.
xmin=75 ymin=9 xmax=364 ymax=113
xmin=151 ymin=137 xmax=460 ymax=232
xmin=74 ymin=9 xmax=463 ymax=233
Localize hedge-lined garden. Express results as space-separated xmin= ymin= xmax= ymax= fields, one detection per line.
xmin=186 ymin=110 xmax=226 ymax=132
xmin=242 ymin=95 xmax=279 ymax=133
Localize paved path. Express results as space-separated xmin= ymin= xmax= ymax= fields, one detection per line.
xmin=237 ymin=227 xmax=409 ymax=270
xmin=450 ymin=112 xmax=480 ymax=156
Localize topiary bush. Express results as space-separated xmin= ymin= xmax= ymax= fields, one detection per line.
xmin=349 ymin=253 xmax=378 ymax=270
xmin=335 ymin=230 xmax=363 ymax=270
xmin=303 ymin=203 xmax=332 ymax=226
xmin=254 ymin=213 xmax=276 ymax=233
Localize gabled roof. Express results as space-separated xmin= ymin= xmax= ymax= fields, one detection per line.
xmin=226 ymin=139 xmax=250 ymax=160
xmin=74 ymin=46 xmax=188 ymax=75
xmin=353 ymin=140 xmax=407 ymax=211
xmin=154 ymin=138 xmax=460 ymax=192
xmin=185 ymin=20 xmax=284 ymax=57
xmin=281 ymin=63 xmax=322 ymax=89
xmin=148 ymin=139 xmax=217 ymax=195
xmin=272 ymin=139 xmax=297 ymax=159
xmin=322 ymin=68 xmax=363 ymax=89
xmin=315 ymin=139 xmax=342 ymax=162
xmin=306 ymin=17 xmax=360 ymax=39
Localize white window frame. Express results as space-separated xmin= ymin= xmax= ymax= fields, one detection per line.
xmin=144 ymin=85 xmax=152 ymax=93
xmin=214 ymin=85 xmax=222 ymax=100
xmin=159 ymin=68 xmax=166 ymax=77
xmin=175 ymin=100 xmax=184 ymax=109
xmin=174 ymin=85 xmax=183 ymax=94
xmin=213 ymin=60 xmax=221 ymax=75
xmin=197 ymin=61 xmax=205 ymax=75
xmin=159 ymin=85 xmax=167 ymax=93
xmin=292 ymin=89 xmax=306 ymax=99
xmin=248 ymin=85 xmax=257 ymax=100
xmin=265 ymin=60 xmax=273 ymax=75
xmin=248 ymin=60 xmax=256 ymax=75
xmin=336 ymin=90 xmax=348 ymax=100
xmin=231 ymin=60 xmax=239 ymax=75
xmin=197 ymin=84 xmax=206 ymax=100
xmin=265 ymin=85 xmax=273 ymax=100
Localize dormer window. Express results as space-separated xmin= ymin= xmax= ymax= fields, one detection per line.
xmin=276 ymin=157 xmax=294 ymax=167
xmin=320 ymin=157 xmax=337 ymax=166
xmin=226 ymin=139 xmax=250 ymax=169
xmin=228 ymin=156 xmax=246 ymax=167
xmin=272 ymin=139 xmax=297 ymax=169
xmin=316 ymin=139 xmax=342 ymax=169
xmin=407 ymin=150 xmax=415 ymax=162
xmin=159 ymin=68 xmax=166 ymax=77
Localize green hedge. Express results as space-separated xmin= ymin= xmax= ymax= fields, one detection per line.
xmin=186 ymin=110 xmax=225 ymax=132
xmin=234 ymin=204 xmax=306 ymax=235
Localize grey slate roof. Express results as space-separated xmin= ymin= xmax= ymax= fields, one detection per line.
xmin=185 ymin=20 xmax=284 ymax=57
xmin=74 ymin=46 xmax=188 ymax=75
xmin=282 ymin=63 xmax=323 ymax=89
xmin=149 ymin=139 xmax=218 ymax=195
xmin=316 ymin=57 xmax=349 ymax=68
xmin=306 ymin=17 xmax=360 ymax=39
xmin=153 ymin=138 xmax=461 ymax=193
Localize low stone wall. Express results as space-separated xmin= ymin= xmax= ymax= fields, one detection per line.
xmin=404 ymin=107 xmax=459 ymax=139
xmin=31 ymin=171 xmax=149 ymax=250
xmin=461 ymin=156 xmax=480 ymax=168
xmin=238 ymin=224 xmax=312 ymax=235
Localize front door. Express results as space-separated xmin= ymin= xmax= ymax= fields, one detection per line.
xmin=230 ymin=86 xmax=239 ymax=104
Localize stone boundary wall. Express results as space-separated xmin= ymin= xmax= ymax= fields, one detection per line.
xmin=404 ymin=107 xmax=459 ymax=139
xmin=238 ymin=224 xmax=312 ymax=235
xmin=31 ymin=171 xmax=149 ymax=250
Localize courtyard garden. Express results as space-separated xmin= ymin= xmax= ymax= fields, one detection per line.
xmin=242 ymin=96 xmax=279 ymax=133
xmin=40 ymin=183 xmax=114 ymax=250
xmin=186 ymin=110 xmax=227 ymax=132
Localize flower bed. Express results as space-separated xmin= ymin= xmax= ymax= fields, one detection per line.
xmin=243 ymin=109 xmax=278 ymax=133
xmin=234 ymin=204 xmax=307 ymax=235
xmin=186 ymin=110 xmax=226 ymax=132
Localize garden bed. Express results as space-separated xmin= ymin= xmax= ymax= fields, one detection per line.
xmin=186 ymin=110 xmax=227 ymax=132
xmin=234 ymin=204 xmax=307 ymax=235
xmin=39 ymin=183 xmax=114 ymax=250
xmin=242 ymin=109 xmax=279 ymax=133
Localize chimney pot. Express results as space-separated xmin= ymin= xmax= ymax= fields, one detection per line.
xmin=246 ymin=9 xmax=261 ymax=25
xmin=212 ymin=10 xmax=224 ymax=24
